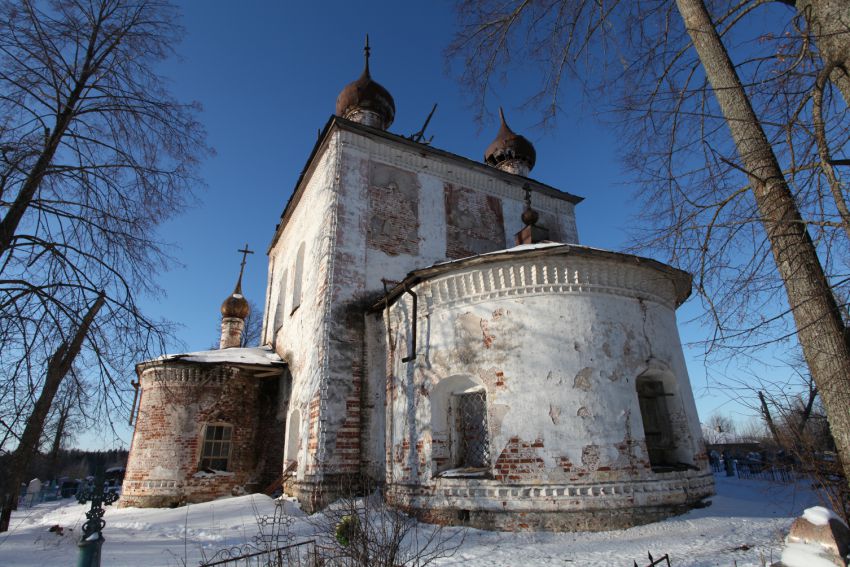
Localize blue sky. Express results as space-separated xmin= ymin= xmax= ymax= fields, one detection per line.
xmin=89 ymin=1 xmax=776 ymax=448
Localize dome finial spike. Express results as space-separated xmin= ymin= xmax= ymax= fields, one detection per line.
xmin=499 ymin=106 xmax=508 ymax=128
xmin=364 ymin=34 xmax=371 ymax=75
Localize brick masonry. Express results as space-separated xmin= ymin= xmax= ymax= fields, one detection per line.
xmin=121 ymin=362 xmax=284 ymax=508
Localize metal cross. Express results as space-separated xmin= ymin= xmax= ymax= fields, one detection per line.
xmin=238 ymin=244 xmax=254 ymax=269
xmin=76 ymin=473 xmax=118 ymax=544
xmin=237 ymin=244 xmax=254 ymax=278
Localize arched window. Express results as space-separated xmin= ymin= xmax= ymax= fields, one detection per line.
xmin=273 ymin=268 xmax=288 ymax=337
xmin=291 ymin=242 xmax=305 ymax=312
xmin=284 ymin=409 xmax=301 ymax=464
xmin=431 ymin=375 xmax=490 ymax=475
xmin=200 ymin=423 xmax=232 ymax=471
xmin=454 ymin=389 xmax=490 ymax=468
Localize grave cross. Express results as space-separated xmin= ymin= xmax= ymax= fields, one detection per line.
xmin=76 ymin=469 xmax=119 ymax=567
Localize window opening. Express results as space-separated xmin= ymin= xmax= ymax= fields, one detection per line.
xmin=637 ymin=378 xmax=676 ymax=471
xmin=291 ymin=242 xmax=305 ymax=313
xmin=200 ymin=424 xmax=232 ymax=471
xmin=455 ymin=390 xmax=490 ymax=469
xmin=284 ymin=409 xmax=301 ymax=464
xmin=273 ymin=268 xmax=288 ymax=335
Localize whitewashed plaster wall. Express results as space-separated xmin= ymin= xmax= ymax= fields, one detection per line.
xmin=263 ymin=133 xmax=341 ymax=481
xmin=332 ymin=126 xmax=582 ymax=479
xmin=264 ymin=122 xmax=585 ymax=486
xmin=382 ymin=249 xmax=710 ymax=519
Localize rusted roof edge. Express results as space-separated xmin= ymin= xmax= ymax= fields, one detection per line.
xmin=369 ymin=244 xmax=693 ymax=313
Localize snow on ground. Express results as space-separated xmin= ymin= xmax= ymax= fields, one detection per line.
xmin=0 ymin=474 xmax=824 ymax=566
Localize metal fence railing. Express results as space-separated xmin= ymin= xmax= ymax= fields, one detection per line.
xmin=634 ymin=551 xmax=671 ymax=566
xmin=198 ymin=540 xmax=317 ymax=567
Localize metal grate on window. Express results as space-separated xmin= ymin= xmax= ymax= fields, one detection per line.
xmin=200 ymin=424 xmax=232 ymax=471
xmin=458 ymin=391 xmax=490 ymax=468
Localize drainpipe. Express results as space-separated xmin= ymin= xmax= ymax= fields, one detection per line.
xmin=401 ymin=287 xmax=418 ymax=363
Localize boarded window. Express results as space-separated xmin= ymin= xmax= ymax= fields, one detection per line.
xmin=453 ymin=390 xmax=490 ymax=468
xmin=200 ymin=424 xmax=232 ymax=471
xmin=291 ymin=242 xmax=304 ymax=312
xmin=637 ymin=378 xmax=675 ymax=470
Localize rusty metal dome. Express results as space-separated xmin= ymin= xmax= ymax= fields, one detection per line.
xmin=221 ymin=290 xmax=249 ymax=319
xmin=335 ymin=36 xmax=395 ymax=130
xmin=484 ymin=108 xmax=536 ymax=171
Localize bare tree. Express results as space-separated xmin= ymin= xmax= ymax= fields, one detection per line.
xmin=703 ymin=413 xmax=737 ymax=444
xmin=449 ymin=0 xmax=850 ymax=483
xmin=43 ymin=378 xmax=87 ymax=479
xmin=241 ymin=301 xmax=263 ymax=348
xmin=0 ymin=0 xmax=208 ymax=530
xmin=0 ymin=291 xmax=104 ymax=531
xmin=309 ymin=482 xmax=465 ymax=567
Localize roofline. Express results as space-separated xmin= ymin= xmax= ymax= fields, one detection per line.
xmin=134 ymin=356 xmax=287 ymax=378
xmin=369 ymin=244 xmax=693 ymax=312
xmin=268 ymin=116 xmax=584 ymax=253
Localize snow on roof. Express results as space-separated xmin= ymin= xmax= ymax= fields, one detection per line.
xmin=156 ymin=346 xmax=284 ymax=367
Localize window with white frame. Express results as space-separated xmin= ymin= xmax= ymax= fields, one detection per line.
xmin=200 ymin=424 xmax=232 ymax=471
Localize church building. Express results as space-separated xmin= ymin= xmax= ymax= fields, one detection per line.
xmin=121 ymin=40 xmax=714 ymax=531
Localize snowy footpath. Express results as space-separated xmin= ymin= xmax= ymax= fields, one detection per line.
xmin=0 ymin=474 xmax=822 ymax=566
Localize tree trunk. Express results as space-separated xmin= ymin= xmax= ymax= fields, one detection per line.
xmin=0 ymin=292 xmax=105 ymax=532
xmin=675 ymin=0 xmax=850 ymax=485
xmin=0 ymin=95 xmax=83 ymax=259
xmin=47 ymin=404 xmax=70 ymax=481
xmin=758 ymin=391 xmax=781 ymax=445
xmin=796 ymin=0 xmax=850 ymax=107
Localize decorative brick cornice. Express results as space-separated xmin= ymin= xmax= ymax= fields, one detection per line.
xmin=140 ymin=364 xmax=239 ymax=385
xmin=409 ymin=254 xmax=682 ymax=314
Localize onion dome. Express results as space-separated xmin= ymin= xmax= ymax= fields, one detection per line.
xmin=220 ymin=245 xmax=252 ymax=320
xmin=335 ymin=35 xmax=395 ymax=130
xmin=484 ymin=108 xmax=536 ymax=174
xmin=221 ymin=281 xmax=249 ymax=319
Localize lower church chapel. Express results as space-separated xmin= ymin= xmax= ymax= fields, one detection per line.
xmin=121 ymin=40 xmax=714 ymax=531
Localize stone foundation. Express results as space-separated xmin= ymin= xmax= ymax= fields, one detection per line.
xmin=284 ymin=473 xmax=364 ymax=514
xmin=385 ymin=471 xmax=714 ymax=531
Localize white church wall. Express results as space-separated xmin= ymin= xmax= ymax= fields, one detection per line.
xmin=264 ymin=132 xmax=343 ymax=482
xmin=381 ymin=249 xmax=712 ymax=530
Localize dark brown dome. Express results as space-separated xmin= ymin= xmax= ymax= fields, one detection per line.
xmin=484 ymin=108 xmax=536 ymax=171
xmin=221 ymin=271 xmax=249 ymax=319
xmin=335 ymin=37 xmax=395 ymax=129
xmin=221 ymin=292 xmax=249 ymax=319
